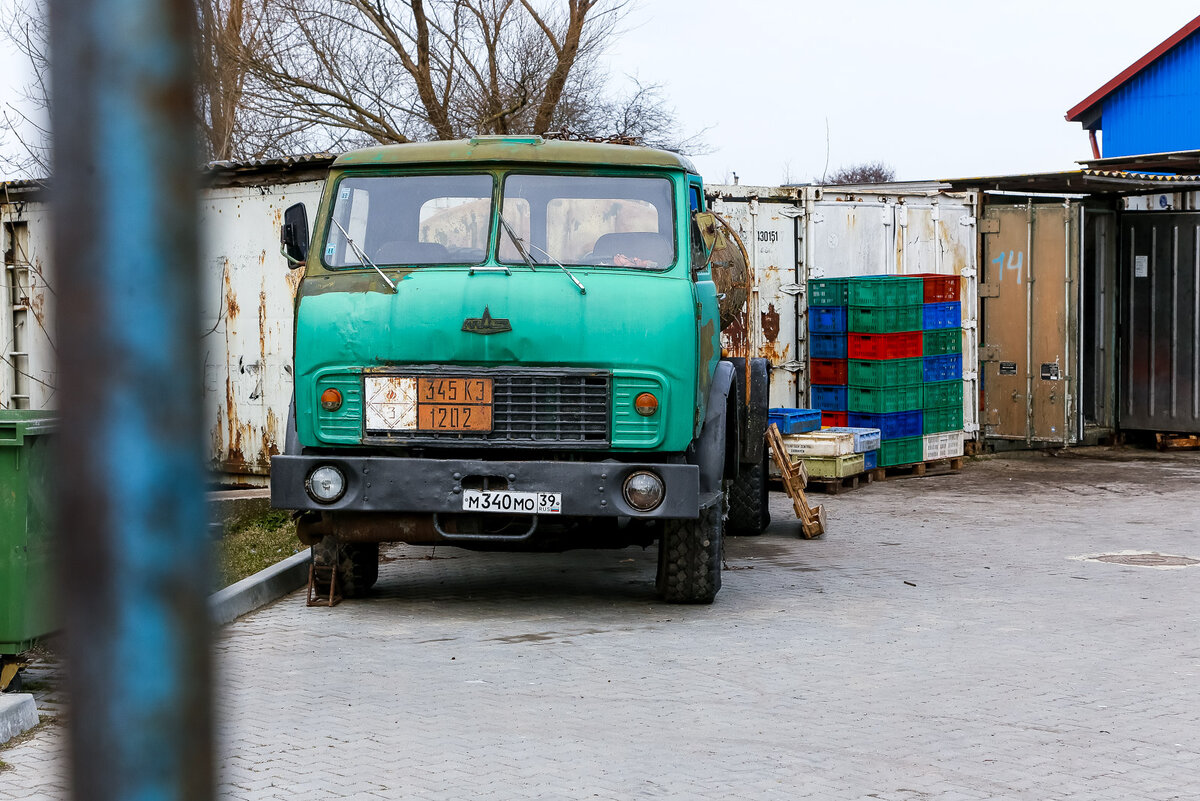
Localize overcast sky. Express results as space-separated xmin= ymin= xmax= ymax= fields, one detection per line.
xmin=2 ymin=0 xmax=1198 ymax=184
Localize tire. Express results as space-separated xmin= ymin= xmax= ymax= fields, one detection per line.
xmin=312 ymin=535 xmax=379 ymax=599
xmin=726 ymin=453 xmax=771 ymax=536
xmin=656 ymin=503 xmax=723 ymax=604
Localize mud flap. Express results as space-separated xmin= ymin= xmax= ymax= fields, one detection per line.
xmin=725 ymin=356 xmax=769 ymax=464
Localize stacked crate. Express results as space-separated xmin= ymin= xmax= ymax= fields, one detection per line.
xmin=844 ymin=276 xmax=926 ymax=468
xmin=911 ymin=274 xmax=965 ymax=461
xmin=807 ymin=278 xmax=850 ymax=428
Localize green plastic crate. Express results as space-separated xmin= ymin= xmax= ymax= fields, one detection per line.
xmin=848 ymin=358 xmax=923 ymax=387
xmin=808 ymin=278 xmax=849 ymax=306
xmin=847 ymin=276 xmax=924 ymax=307
xmin=848 ymin=305 xmax=923 ymax=333
xmin=923 ymin=328 xmax=962 ymax=355
xmin=848 ymin=384 xmax=922 ymax=414
xmin=923 ymin=380 xmax=964 ymax=409
xmin=879 ymin=436 xmax=924 ymax=467
xmin=923 ymin=404 xmax=964 ymax=434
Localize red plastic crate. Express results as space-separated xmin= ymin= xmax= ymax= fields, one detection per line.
xmin=848 ymin=332 xmax=923 ymax=359
xmin=908 ymin=273 xmax=961 ymax=303
xmin=810 ymin=358 xmax=848 ymax=385
xmin=821 ymin=411 xmax=848 ymax=428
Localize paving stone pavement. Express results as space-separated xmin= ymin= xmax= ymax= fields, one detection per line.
xmin=3 ymin=449 xmax=1199 ymax=800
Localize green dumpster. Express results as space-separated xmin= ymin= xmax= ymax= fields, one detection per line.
xmin=0 ymin=411 xmax=56 ymax=691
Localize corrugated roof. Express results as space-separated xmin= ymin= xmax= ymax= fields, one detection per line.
xmin=1066 ymin=14 xmax=1200 ymax=123
xmin=944 ymin=169 xmax=1200 ymax=194
xmin=1077 ymin=148 xmax=1200 ymax=174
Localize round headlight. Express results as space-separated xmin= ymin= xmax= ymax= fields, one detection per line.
xmin=634 ymin=392 xmax=659 ymax=416
xmin=306 ymin=465 xmax=346 ymax=503
xmin=320 ymin=388 xmax=343 ymax=411
xmin=623 ymin=470 xmax=665 ymax=512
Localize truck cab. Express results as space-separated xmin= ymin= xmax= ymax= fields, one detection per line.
xmin=271 ymin=136 xmax=769 ymax=604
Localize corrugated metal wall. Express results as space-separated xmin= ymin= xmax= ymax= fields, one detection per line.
xmin=1102 ymin=32 xmax=1200 ymax=157
xmin=1120 ymin=212 xmax=1200 ymax=432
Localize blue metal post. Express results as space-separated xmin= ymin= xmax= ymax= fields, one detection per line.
xmin=48 ymin=0 xmax=214 ymax=798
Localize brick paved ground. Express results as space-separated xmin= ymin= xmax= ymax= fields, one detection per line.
xmin=4 ymin=449 xmax=1199 ymax=800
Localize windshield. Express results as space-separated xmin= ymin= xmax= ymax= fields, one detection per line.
xmin=323 ymin=174 xmax=493 ymax=267
xmin=499 ymin=174 xmax=675 ymax=270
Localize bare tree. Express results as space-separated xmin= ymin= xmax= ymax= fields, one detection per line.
xmin=234 ymin=0 xmax=700 ymax=152
xmin=1 ymin=0 xmax=52 ymax=178
xmin=197 ymin=0 xmax=312 ymax=160
xmin=823 ymin=160 xmax=897 ymax=185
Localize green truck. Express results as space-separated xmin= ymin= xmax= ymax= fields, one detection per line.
xmin=270 ymin=136 xmax=770 ymax=604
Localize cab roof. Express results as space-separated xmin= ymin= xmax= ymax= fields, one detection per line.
xmin=332 ymin=136 xmax=698 ymax=174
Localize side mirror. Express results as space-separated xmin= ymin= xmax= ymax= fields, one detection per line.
xmin=692 ymin=211 xmax=726 ymax=254
xmin=281 ymin=202 xmax=309 ymax=267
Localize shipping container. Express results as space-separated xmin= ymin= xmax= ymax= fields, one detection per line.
xmin=709 ymin=184 xmax=981 ymax=442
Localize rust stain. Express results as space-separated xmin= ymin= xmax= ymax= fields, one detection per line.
xmin=698 ymin=318 xmax=715 ymax=369
xmin=264 ymin=407 xmax=281 ymax=458
xmin=760 ymin=303 xmax=780 ymax=343
xmin=223 ymin=258 xmax=240 ymax=321
xmin=258 ymin=289 xmax=268 ymax=357
xmin=721 ymin=314 xmax=748 ymax=358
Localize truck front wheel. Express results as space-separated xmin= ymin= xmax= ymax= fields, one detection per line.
xmin=312 ymin=535 xmax=379 ymax=599
xmin=726 ymin=452 xmax=771 ymax=536
xmin=656 ymin=504 xmax=723 ymax=604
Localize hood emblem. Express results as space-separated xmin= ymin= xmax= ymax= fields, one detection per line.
xmin=462 ymin=306 xmax=512 ymax=335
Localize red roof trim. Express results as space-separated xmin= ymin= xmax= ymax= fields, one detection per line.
xmin=1066 ymin=14 xmax=1200 ymax=122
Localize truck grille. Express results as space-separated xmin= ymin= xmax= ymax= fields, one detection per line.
xmin=364 ymin=368 xmax=611 ymax=447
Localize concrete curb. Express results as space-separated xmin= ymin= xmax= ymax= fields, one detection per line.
xmin=208 ymin=549 xmax=312 ymax=626
xmin=0 ymin=693 xmax=38 ymax=745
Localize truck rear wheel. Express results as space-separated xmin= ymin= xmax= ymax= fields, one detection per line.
xmin=656 ymin=503 xmax=723 ymax=604
xmin=312 ymin=536 xmax=379 ymax=599
xmin=727 ymin=453 xmax=771 ymax=536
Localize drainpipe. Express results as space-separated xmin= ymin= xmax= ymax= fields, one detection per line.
xmin=1089 ymin=129 xmax=1101 ymax=160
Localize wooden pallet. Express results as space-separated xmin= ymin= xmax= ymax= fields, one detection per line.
xmin=766 ymin=424 xmax=825 ymax=538
xmin=806 ymin=470 xmax=875 ymax=495
xmin=871 ymin=456 xmax=964 ymax=480
xmin=1156 ymin=433 xmax=1200 ymax=451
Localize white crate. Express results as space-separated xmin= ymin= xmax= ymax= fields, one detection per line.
xmin=923 ymin=431 xmax=964 ymax=461
xmin=782 ymin=431 xmax=856 ymax=458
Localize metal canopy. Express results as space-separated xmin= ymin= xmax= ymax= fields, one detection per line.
xmin=1076 ymin=149 xmax=1200 ymax=175
xmin=943 ymin=168 xmax=1200 ymax=195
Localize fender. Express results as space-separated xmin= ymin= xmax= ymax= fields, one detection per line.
xmin=688 ymin=360 xmax=739 ymax=496
xmin=725 ymin=356 xmax=770 ymax=463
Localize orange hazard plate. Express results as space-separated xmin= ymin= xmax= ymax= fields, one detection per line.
xmin=417 ymin=377 xmax=492 ymax=431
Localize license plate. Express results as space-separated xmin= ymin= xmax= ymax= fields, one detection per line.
xmin=462 ymin=490 xmax=562 ymax=515
xmin=365 ymin=376 xmax=493 ymax=432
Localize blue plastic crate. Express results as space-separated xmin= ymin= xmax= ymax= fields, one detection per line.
xmin=864 ymin=450 xmax=877 ymax=471
xmin=923 ymin=354 xmax=964 ymax=382
xmin=768 ymin=407 xmax=822 ymax=434
xmin=810 ymin=385 xmax=847 ymax=411
xmin=808 ymin=305 xmax=848 ymax=334
xmin=824 ymin=426 xmax=881 ymax=453
xmin=848 ymin=411 xmax=923 ymax=440
xmin=810 ymin=333 xmax=847 ymax=359
xmin=922 ymin=302 xmax=962 ymax=330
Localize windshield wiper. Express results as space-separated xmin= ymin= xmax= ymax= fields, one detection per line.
xmin=497 ymin=213 xmax=585 ymax=295
xmin=525 ymin=241 xmax=586 ymax=295
xmin=331 ymin=218 xmax=398 ymax=293
xmin=497 ymin=212 xmax=535 ymax=273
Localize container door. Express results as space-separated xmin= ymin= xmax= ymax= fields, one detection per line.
xmin=709 ymin=193 xmax=805 ymax=408
xmin=1119 ymin=213 xmax=1200 ymax=432
xmin=980 ymin=202 xmax=1078 ymax=445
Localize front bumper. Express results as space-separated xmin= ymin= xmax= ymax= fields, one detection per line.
xmin=270 ymin=455 xmax=701 ymax=519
